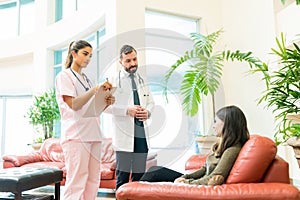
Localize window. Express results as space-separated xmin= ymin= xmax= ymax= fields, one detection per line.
xmin=145 ymin=11 xmax=201 ymax=150
xmin=145 ymin=11 xmax=198 ymax=37
xmin=0 ymin=1 xmax=18 ymax=39
xmin=0 ymin=95 xmax=33 ymax=157
xmin=55 ymin=0 xmax=76 ymax=21
xmin=53 ymin=28 xmax=106 ymax=85
xmin=19 ymin=0 xmax=35 ymax=35
xmin=0 ymin=0 xmax=35 ymax=39
xmin=55 ymin=0 xmax=94 ymax=22
xmin=0 ymin=99 xmax=3 ymax=156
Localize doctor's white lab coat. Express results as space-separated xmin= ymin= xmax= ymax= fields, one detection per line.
xmin=105 ymin=69 xmax=154 ymax=152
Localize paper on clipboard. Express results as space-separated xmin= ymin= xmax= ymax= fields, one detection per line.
xmin=83 ymin=86 xmax=116 ymax=117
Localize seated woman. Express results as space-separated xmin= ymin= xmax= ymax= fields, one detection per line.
xmin=139 ymin=105 xmax=250 ymax=186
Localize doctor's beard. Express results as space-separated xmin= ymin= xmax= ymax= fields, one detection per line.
xmin=125 ymin=65 xmax=138 ymax=74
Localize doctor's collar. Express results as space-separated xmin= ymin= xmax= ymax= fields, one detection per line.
xmin=121 ymin=67 xmax=138 ymax=77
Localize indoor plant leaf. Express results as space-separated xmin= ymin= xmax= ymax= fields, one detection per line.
xmin=257 ymin=32 xmax=300 ymax=144
xmin=163 ymin=29 xmax=266 ymax=117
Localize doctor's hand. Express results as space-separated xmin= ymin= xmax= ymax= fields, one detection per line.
xmin=127 ymin=106 xmax=149 ymax=121
xmin=127 ymin=105 xmax=141 ymax=118
xmin=136 ymin=107 xmax=149 ymax=121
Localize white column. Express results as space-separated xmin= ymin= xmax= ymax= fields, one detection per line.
xmin=32 ymin=0 xmax=55 ymax=93
xmin=105 ymin=0 xmax=147 ymax=75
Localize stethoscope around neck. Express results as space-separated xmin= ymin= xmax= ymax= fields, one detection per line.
xmin=118 ymin=70 xmax=149 ymax=97
xmin=118 ymin=70 xmax=144 ymax=88
xmin=70 ymin=68 xmax=92 ymax=91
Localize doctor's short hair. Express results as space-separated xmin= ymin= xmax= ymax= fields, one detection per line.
xmin=120 ymin=45 xmax=137 ymax=59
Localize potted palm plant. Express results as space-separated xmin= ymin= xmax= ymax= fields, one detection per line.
xmin=163 ymin=29 xmax=266 ymax=153
xmin=25 ymin=89 xmax=60 ymax=148
xmin=163 ymin=29 xmax=266 ymax=118
xmin=257 ymin=32 xmax=300 ymax=166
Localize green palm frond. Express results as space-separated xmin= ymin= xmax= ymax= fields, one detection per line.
xmin=190 ymin=29 xmax=223 ymax=56
xmin=180 ymin=69 xmax=202 ymax=116
xmin=163 ymin=29 xmax=266 ymax=117
xmin=163 ymin=48 xmax=196 ymax=101
xmin=258 ymin=33 xmax=300 ymax=144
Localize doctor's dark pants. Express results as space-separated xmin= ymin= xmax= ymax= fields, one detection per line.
xmin=115 ymin=136 xmax=148 ymax=190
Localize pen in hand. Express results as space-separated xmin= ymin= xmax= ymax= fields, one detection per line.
xmin=103 ymin=78 xmax=112 ymax=91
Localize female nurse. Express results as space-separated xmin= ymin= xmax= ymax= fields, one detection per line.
xmin=55 ymin=40 xmax=115 ymax=200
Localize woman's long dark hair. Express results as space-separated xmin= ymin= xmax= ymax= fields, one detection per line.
xmin=213 ymin=105 xmax=250 ymax=157
xmin=65 ymin=40 xmax=92 ymax=69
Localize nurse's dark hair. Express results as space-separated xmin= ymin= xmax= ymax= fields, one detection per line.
xmin=119 ymin=44 xmax=137 ymax=59
xmin=213 ymin=105 xmax=250 ymax=157
xmin=65 ymin=40 xmax=92 ymax=69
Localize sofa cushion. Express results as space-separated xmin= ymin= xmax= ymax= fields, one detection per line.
xmin=101 ymin=139 xmax=115 ymax=163
xmin=39 ymin=138 xmax=64 ymax=162
xmin=101 ymin=163 xmax=115 ymax=180
xmin=184 ymin=154 xmax=207 ymax=171
xmin=2 ymin=153 xmax=43 ymax=167
xmin=22 ymin=162 xmax=65 ymax=170
xmin=226 ymin=135 xmax=277 ymax=184
xmin=262 ymin=156 xmax=290 ymax=183
xmin=39 ymin=138 xmax=116 ymax=164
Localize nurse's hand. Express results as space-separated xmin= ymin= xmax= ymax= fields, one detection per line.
xmin=92 ymin=85 xmax=101 ymax=94
xmin=102 ymin=80 xmax=112 ymax=91
xmin=105 ymin=94 xmax=115 ymax=105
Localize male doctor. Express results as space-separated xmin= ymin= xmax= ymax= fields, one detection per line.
xmin=106 ymin=44 xmax=154 ymax=190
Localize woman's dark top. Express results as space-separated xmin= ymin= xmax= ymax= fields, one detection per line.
xmin=181 ymin=143 xmax=242 ymax=185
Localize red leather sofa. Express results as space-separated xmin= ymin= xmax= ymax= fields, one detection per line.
xmin=2 ymin=138 xmax=157 ymax=190
xmin=116 ymin=135 xmax=300 ymax=200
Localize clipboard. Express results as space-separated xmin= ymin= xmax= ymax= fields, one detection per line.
xmin=83 ymin=86 xmax=116 ymax=117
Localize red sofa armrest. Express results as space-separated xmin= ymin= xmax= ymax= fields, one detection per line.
xmin=2 ymin=152 xmax=43 ymax=168
xmin=116 ymin=182 xmax=300 ymax=200
xmin=185 ymin=154 xmax=207 ymax=171
xmin=262 ymin=156 xmax=290 ymax=183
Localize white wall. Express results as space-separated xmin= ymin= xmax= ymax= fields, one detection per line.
xmin=0 ymin=54 xmax=33 ymax=93
xmin=219 ymin=0 xmax=276 ymax=137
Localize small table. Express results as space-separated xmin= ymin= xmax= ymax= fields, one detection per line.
xmin=0 ymin=168 xmax=63 ymax=200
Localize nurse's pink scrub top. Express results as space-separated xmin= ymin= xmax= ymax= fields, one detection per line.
xmin=55 ymin=69 xmax=103 ymax=144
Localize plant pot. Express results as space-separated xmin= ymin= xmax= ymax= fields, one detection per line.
xmin=196 ymin=136 xmax=219 ymax=155
xmin=31 ymin=143 xmax=42 ymax=151
xmin=286 ymin=114 xmax=300 ymax=167
xmin=287 ymin=137 xmax=300 ymax=168
xmin=286 ymin=114 xmax=300 ymax=124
